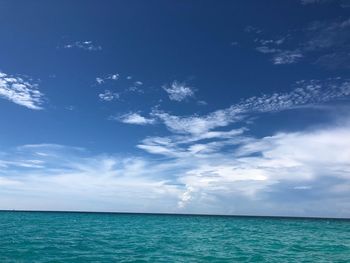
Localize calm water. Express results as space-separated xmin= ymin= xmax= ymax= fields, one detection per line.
xmin=0 ymin=212 xmax=349 ymax=262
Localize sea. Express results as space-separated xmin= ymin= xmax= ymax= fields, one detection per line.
xmin=0 ymin=211 xmax=349 ymax=262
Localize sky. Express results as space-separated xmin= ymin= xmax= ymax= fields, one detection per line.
xmin=0 ymin=0 xmax=350 ymax=217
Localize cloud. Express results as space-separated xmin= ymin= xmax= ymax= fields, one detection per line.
xmin=300 ymin=0 xmax=348 ymax=4
xmin=162 ymin=81 xmax=195 ymax=102
xmin=63 ymin=41 xmax=102 ymax=51
xmin=244 ymin=26 xmax=263 ymax=34
xmin=251 ymin=17 xmax=350 ymax=68
xmin=137 ymin=128 xmax=248 ymax=158
xmin=175 ymin=123 xmax=350 ymax=216
xmin=148 ymin=78 xmax=350 ymax=137
xmin=256 ymin=46 xmax=281 ymax=54
xmin=0 ymin=71 xmax=44 ymax=110
xmin=257 ymin=38 xmax=286 ymax=46
xmin=134 ymin=78 xmax=350 ymax=175
xmin=95 ymin=73 xmax=144 ymax=95
xmin=96 ymin=78 xmax=104 ymax=84
xmin=113 ymin=112 xmax=155 ymax=125
xmin=272 ymin=50 xmax=304 ymax=64
xmin=301 ymin=0 xmax=333 ymax=5
xmin=304 ymin=18 xmax=350 ymax=51
xmin=95 ymin=73 xmax=119 ymax=85
xmin=256 ymin=47 xmax=303 ymax=64
xmin=98 ymin=90 xmax=120 ymax=101
xmin=0 ymin=144 xmax=180 ymax=212
xmin=151 ymin=108 xmax=243 ymax=135
xmin=2 ymin=120 xmax=350 ymax=217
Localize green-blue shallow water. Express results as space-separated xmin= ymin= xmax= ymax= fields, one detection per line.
xmin=0 ymin=212 xmax=349 ymax=262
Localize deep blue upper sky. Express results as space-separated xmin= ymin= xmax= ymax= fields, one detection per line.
xmin=0 ymin=0 xmax=349 ymax=216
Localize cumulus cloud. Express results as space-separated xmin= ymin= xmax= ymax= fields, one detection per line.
xmin=0 ymin=71 xmax=44 ymax=110
xmin=63 ymin=41 xmax=102 ymax=51
xmin=113 ymin=112 xmax=155 ymax=125
xmin=162 ymin=81 xmax=195 ymax=102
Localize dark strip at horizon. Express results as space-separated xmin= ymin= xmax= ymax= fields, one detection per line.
xmin=0 ymin=210 xmax=349 ymax=221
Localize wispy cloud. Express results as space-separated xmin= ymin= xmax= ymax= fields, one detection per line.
xmin=256 ymin=47 xmax=303 ymax=64
xmin=113 ymin=112 xmax=155 ymax=125
xmin=0 ymin=144 xmax=180 ymax=212
xmin=250 ymin=17 xmax=350 ymax=68
xmin=147 ymin=78 xmax=350 ymax=138
xmin=300 ymin=0 xmax=334 ymax=5
xmin=0 ymin=71 xmax=44 ymax=110
xmin=63 ymin=41 xmax=102 ymax=51
xmin=272 ymin=50 xmax=304 ymax=64
xmin=244 ymin=25 xmax=263 ymax=34
xmin=134 ymin=78 xmax=350 ymax=166
xmin=163 ymin=81 xmax=195 ymax=102
xmin=2 ymin=121 xmax=350 ymax=216
xmin=95 ymin=73 xmax=145 ymax=96
xmin=98 ymin=90 xmax=120 ymax=101
xmin=95 ymin=74 xmax=119 ymax=85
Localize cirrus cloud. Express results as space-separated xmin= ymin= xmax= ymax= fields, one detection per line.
xmin=0 ymin=71 xmax=45 ymax=110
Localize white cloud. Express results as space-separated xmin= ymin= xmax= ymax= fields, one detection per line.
xmin=110 ymin=74 xmax=119 ymax=80
xmin=256 ymin=46 xmax=281 ymax=54
xmin=63 ymin=41 xmax=102 ymax=51
xmin=244 ymin=26 xmax=263 ymax=34
xmin=0 ymin=144 xmax=180 ymax=212
xmin=96 ymin=77 xmax=104 ymax=84
xmin=257 ymin=38 xmax=286 ymax=46
xmin=148 ymin=78 xmax=350 ymax=137
xmin=197 ymin=100 xmax=208 ymax=106
xmin=114 ymin=112 xmax=155 ymax=125
xmin=175 ymin=123 xmax=350 ymax=214
xmin=255 ymin=47 xmax=303 ymax=64
xmin=163 ymin=81 xmax=195 ymax=102
xmin=0 ymin=71 xmax=44 ymax=110
xmin=99 ymin=90 xmax=119 ymax=101
xmin=95 ymin=73 xmax=119 ymax=85
xmin=250 ymin=17 xmax=350 ymax=68
xmin=273 ymin=50 xmax=303 ymax=64
xmin=2 ymin=121 xmax=350 ymax=217
xmin=137 ymin=128 xmax=247 ymax=158
xmin=152 ymin=108 xmax=243 ymax=135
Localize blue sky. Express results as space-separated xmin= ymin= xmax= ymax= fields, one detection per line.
xmin=0 ymin=0 xmax=350 ymax=217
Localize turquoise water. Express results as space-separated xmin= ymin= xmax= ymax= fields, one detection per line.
xmin=0 ymin=212 xmax=349 ymax=262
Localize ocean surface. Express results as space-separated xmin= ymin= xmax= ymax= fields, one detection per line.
xmin=0 ymin=211 xmax=349 ymax=262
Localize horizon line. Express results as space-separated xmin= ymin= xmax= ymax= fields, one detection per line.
xmin=0 ymin=209 xmax=349 ymax=221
